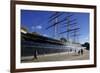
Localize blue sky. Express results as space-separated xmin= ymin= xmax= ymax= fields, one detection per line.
xmin=21 ymin=10 xmax=89 ymax=44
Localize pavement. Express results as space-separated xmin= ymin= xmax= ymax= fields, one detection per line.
xmin=21 ymin=50 xmax=89 ymax=63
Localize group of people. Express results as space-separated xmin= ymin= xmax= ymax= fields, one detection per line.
xmin=77 ymin=49 xmax=84 ymax=55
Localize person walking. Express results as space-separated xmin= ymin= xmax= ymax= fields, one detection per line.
xmin=81 ymin=49 xmax=83 ymax=55
xmin=33 ymin=49 xmax=38 ymax=60
xmin=78 ymin=50 xmax=80 ymax=55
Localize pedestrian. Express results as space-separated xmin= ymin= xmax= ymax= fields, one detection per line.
xmin=81 ymin=49 xmax=83 ymax=55
xmin=78 ymin=50 xmax=80 ymax=55
xmin=33 ymin=49 xmax=38 ymax=60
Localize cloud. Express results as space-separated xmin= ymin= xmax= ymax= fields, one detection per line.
xmin=32 ymin=26 xmax=35 ymax=29
xmin=43 ymin=34 xmax=48 ymax=37
xmin=80 ymin=35 xmax=89 ymax=44
xmin=31 ymin=25 xmax=42 ymax=30
xmin=36 ymin=25 xmax=42 ymax=29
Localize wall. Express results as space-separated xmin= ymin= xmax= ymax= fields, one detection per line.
xmin=0 ymin=0 xmax=100 ymax=73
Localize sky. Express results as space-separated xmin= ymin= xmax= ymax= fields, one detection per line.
xmin=21 ymin=10 xmax=89 ymax=44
